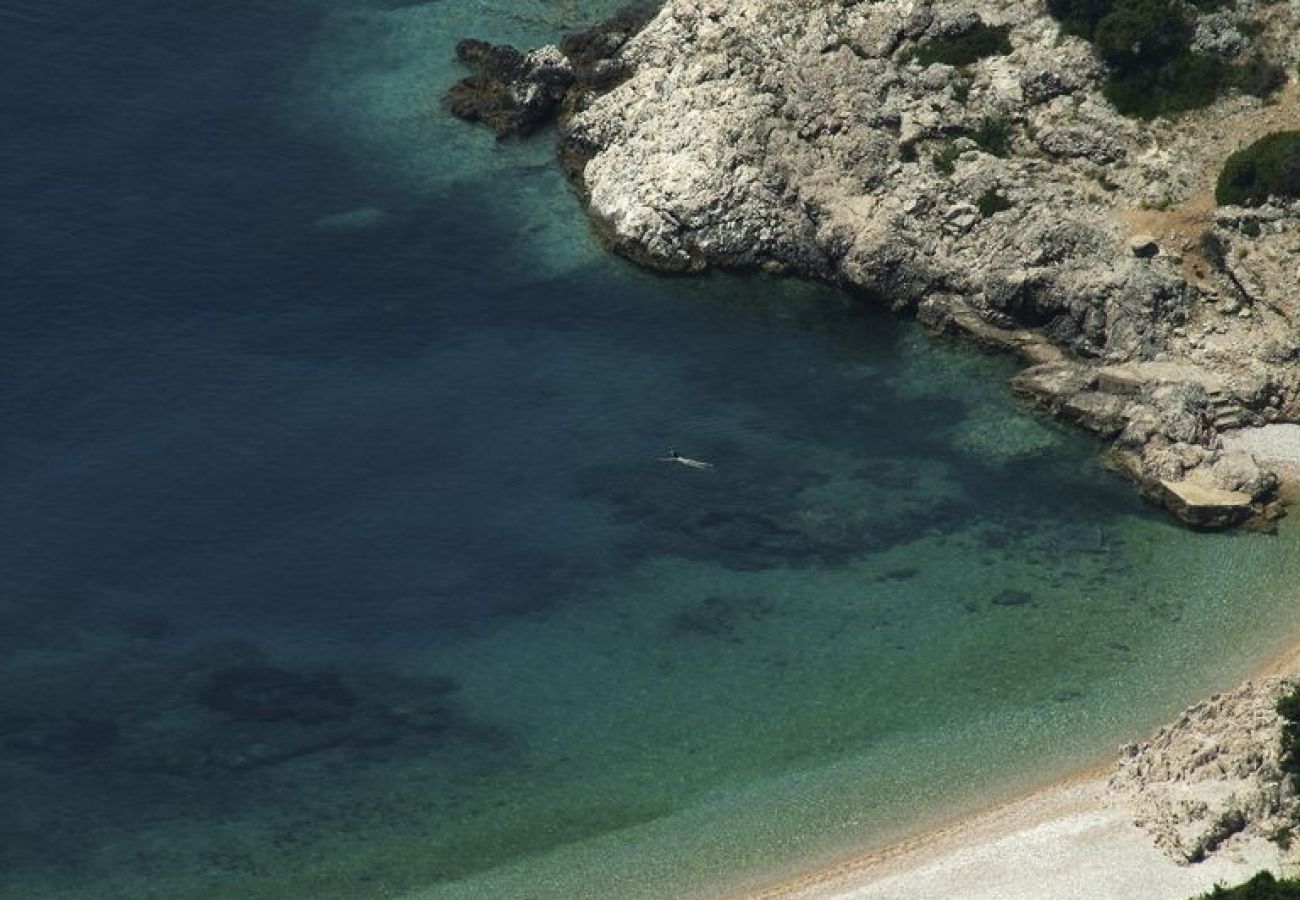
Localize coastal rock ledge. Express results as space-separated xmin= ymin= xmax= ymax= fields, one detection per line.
xmin=1112 ymin=677 xmax=1299 ymax=866
xmin=447 ymin=0 xmax=1300 ymax=527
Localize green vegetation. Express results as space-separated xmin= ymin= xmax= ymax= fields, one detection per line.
xmin=1103 ymin=52 xmax=1230 ymax=118
xmin=933 ymin=143 xmax=963 ymax=175
xmin=1187 ymin=809 xmax=1247 ymax=863
xmin=908 ymin=23 xmax=1012 ymax=67
xmin=1047 ymin=0 xmax=1114 ymax=38
xmin=1235 ymin=53 xmax=1289 ymax=97
xmin=1187 ymin=690 xmax=1300 ymax=896
xmin=1277 ymin=681 xmax=1300 ymax=787
xmin=1093 ymin=0 xmax=1191 ymax=69
xmin=928 ymin=117 xmax=1014 ymax=177
xmin=1046 ymin=0 xmax=1286 ymax=118
xmin=1198 ymin=871 xmax=1300 ymax=899
xmin=1216 ymin=131 xmax=1300 ymax=206
xmin=976 ymin=188 xmax=1013 ymax=216
xmin=971 ymin=116 xmax=1012 ymax=156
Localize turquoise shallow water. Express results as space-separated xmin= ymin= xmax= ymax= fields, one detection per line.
xmin=6 ymin=1 xmax=1300 ymax=898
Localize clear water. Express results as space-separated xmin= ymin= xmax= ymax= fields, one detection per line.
xmin=5 ymin=2 xmax=1300 ymax=899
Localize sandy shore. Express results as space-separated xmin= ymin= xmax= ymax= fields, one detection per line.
xmin=734 ymin=770 xmax=1285 ymax=900
xmin=732 ymin=637 xmax=1300 ymax=900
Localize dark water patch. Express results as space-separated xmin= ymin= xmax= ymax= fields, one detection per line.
xmin=991 ymin=589 xmax=1035 ymax=607
xmin=577 ymin=452 xmax=970 ymax=570
xmin=200 ymin=665 xmax=359 ymax=724
xmin=2 ymin=716 xmax=120 ymax=769
xmin=0 ymin=642 xmax=503 ymax=783
xmin=670 ymin=594 xmax=775 ymax=642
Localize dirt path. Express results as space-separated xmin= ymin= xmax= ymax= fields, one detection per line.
xmin=1120 ymin=81 xmax=1300 ymax=285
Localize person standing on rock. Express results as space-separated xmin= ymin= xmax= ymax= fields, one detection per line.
xmin=1199 ymin=408 xmax=1215 ymax=447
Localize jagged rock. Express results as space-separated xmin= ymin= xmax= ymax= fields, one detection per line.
xmin=1112 ymin=678 xmax=1297 ymax=863
xmin=447 ymin=0 xmax=1300 ymax=529
xmin=1037 ymin=126 xmax=1127 ymax=164
xmin=444 ymin=41 xmax=574 ymax=138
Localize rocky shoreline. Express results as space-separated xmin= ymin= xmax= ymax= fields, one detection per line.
xmin=446 ymin=0 xmax=1300 ymax=529
xmin=1113 ymin=677 xmax=1299 ymax=867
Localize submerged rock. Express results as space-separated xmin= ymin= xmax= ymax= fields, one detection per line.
xmin=991 ymin=589 xmax=1034 ymax=607
xmin=444 ymin=7 xmax=654 ymax=139
xmin=200 ymin=665 xmax=357 ymax=725
xmin=443 ymin=41 xmax=575 ymax=139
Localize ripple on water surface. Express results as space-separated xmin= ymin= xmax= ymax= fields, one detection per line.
xmin=6 ymin=1 xmax=1300 ymax=899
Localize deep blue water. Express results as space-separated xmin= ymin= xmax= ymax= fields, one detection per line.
xmin=6 ymin=2 xmax=1300 ymax=899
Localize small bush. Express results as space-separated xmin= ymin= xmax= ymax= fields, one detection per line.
xmin=1216 ymin=131 xmax=1300 ymax=206
xmin=1269 ymin=824 xmax=1294 ymax=850
xmin=1047 ymin=0 xmax=1115 ymax=39
xmin=1199 ymin=871 xmax=1300 ymax=899
xmin=1094 ymin=0 xmax=1191 ymax=70
xmin=976 ymin=188 xmax=1013 ymax=216
xmin=1103 ymin=52 xmax=1229 ymax=118
xmin=1188 ymin=808 xmax=1248 ymax=863
xmin=909 ymin=23 xmax=1012 ymax=67
xmin=1277 ymin=683 xmax=1300 ymax=788
xmin=1047 ymin=0 xmax=1286 ymax=119
xmin=972 ymin=116 xmax=1012 ymax=156
xmin=899 ymin=139 xmax=919 ymax=162
xmin=1233 ymin=54 xmax=1287 ymax=98
xmin=933 ymin=143 xmax=963 ymax=175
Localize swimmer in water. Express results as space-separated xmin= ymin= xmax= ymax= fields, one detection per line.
xmin=659 ymin=449 xmax=714 ymax=469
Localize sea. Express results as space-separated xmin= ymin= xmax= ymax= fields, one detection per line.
xmin=5 ymin=1 xmax=1300 ymax=898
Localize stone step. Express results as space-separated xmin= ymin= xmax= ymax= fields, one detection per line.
xmin=1214 ymin=409 xmax=1253 ymax=430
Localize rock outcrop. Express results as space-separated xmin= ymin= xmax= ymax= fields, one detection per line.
xmin=1112 ymin=678 xmax=1298 ymax=864
xmin=446 ymin=0 xmax=1300 ymax=527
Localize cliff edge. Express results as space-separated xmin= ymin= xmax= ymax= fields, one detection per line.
xmin=449 ymin=0 xmax=1300 ymax=526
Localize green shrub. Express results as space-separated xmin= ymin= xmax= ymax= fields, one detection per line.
xmin=972 ymin=116 xmax=1012 ymax=156
xmin=1103 ymin=51 xmax=1230 ymax=118
xmin=1216 ymin=131 xmax=1300 ymax=206
xmin=1188 ymin=809 xmax=1248 ymax=863
xmin=1199 ymin=871 xmax=1300 ymax=899
xmin=909 ymin=23 xmax=1012 ymax=67
xmin=976 ymin=188 xmax=1012 ymax=216
xmin=1047 ymin=0 xmax=1115 ymax=39
xmin=1276 ymin=682 xmax=1300 ymax=787
xmin=1094 ymin=0 xmax=1191 ymax=69
xmin=1047 ymin=0 xmax=1286 ymax=119
xmin=933 ymin=143 xmax=963 ymax=175
xmin=899 ymin=139 xmax=919 ymax=162
xmin=1232 ymin=54 xmax=1287 ymax=98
